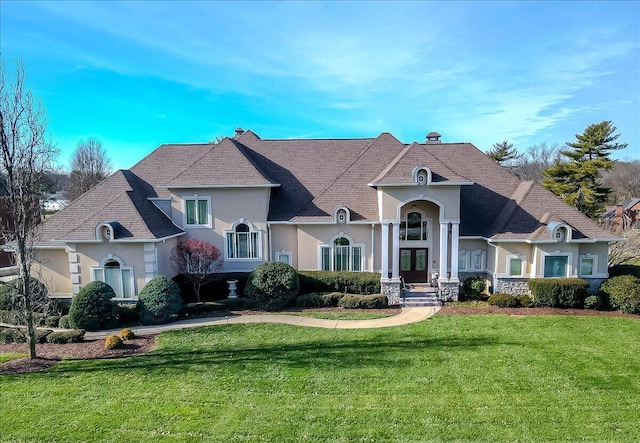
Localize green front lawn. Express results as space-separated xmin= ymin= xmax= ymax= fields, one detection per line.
xmin=1 ymin=315 xmax=639 ymax=442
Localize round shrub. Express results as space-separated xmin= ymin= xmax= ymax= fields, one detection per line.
xmin=58 ymin=315 xmax=70 ymax=329
xmin=137 ymin=276 xmax=183 ymax=325
xmin=584 ymin=295 xmax=604 ymax=310
xmin=487 ymin=293 xmax=519 ymax=308
xmin=600 ymin=275 xmax=640 ymax=314
xmin=516 ymin=294 xmax=534 ymax=308
xmin=244 ymin=262 xmax=300 ymax=311
xmin=104 ymin=334 xmax=123 ymax=350
xmin=295 ymin=293 xmax=324 ymax=308
xmin=68 ymin=281 xmax=119 ymax=331
xmin=45 ymin=315 xmax=61 ymax=328
xmin=119 ymin=328 xmax=135 ymax=340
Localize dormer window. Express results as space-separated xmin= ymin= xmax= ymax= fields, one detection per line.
xmin=337 ymin=209 xmax=347 ymax=223
xmin=417 ymin=170 xmax=427 ymax=185
xmin=334 ymin=206 xmax=350 ymax=224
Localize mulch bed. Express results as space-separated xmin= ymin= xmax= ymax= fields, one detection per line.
xmin=437 ymin=304 xmax=639 ymax=318
xmin=0 ymin=335 xmax=155 ymax=376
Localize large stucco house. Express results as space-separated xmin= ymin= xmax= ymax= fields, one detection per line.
xmin=32 ymin=129 xmax=617 ymax=303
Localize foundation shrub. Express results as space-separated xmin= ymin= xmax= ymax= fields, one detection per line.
xmin=46 ymin=329 xmax=85 ymax=344
xmin=0 ymin=328 xmax=26 ymax=343
xmin=516 ymin=294 xmax=534 ymax=308
xmin=181 ymin=302 xmax=225 ymax=316
xmin=298 ymin=271 xmax=381 ymax=295
xmin=104 ymin=334 xmax=123 ymax=350
xmin=584 ymin=295 xmax=604 ymax=310
xmin=68 ymin=281 xmax=119 ymax=331
xmin=600 ymin=275 xmax=640 ymax=314
xmin=295 ymin=293 xmax=324 ymax=308
xmin=487 ymin=293 xmax=519 ymax=308
xmin=528 ymin=278 xmax=588 ymax=308
xmin=321 ymin=292 xmax=346 ymax=307
xmin=244 ymin=262 xmax=300 ymax=311
xmin=137 ymin=276 xmax=183 ymax=325
xmin=173 ymin=272 xmax=250 ymax=302
xmin=58 ymin=315 xmax=70 ymax=329
xmin=338 ymin=294 xmax=389 ymax=309
xmin=45 ymin=315 xmax=61 ymax=328
xmin=462 ymin=275 xmax=487 ymax=300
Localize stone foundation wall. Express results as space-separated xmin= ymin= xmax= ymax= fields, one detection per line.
xmin=381 ymin=281 xmax=402 ymax=305
xmin=494 ymin=278 xmax=530 ymax=295
xmin=438 ymin=281 xmax=459 ymax=301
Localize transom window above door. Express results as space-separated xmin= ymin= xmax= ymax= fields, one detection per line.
xmin=400 ymin=211 xmax=429 ymax=241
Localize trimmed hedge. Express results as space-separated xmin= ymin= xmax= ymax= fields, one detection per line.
xmin=338 ymin=294 xmax=388 ymax=309
xmin=584 ymin=295 xmax=604 ymax=310
xmin=487 ymin=293 xmax=519 ymax=308
xmin=173 ymin=272 xmax=250 ymax=302
xmin=244 ymin=262 xmax=300 ymax=311
xmin=298 ymin=271 xmax=380 ymax=295
xmin=0 ymin=328 xmax=26 ymax=344
xmin=46 ymin=329 xmax=85 ymax=344
xmin=608 ymin=264 xmax=640 ymax=279
xmin=181 ymin=302 xmax=225 ymax=316
xmin=294 ymin=292 xmax=346 ymax=308
xmin=117 ymin=304 xmax=139 ymax=325
xmin=217 ymin=298 xmax=254 ymax=311
xmin=528 ymin=278 xmax=589 ymax=308
xmin=600 ymin=275 xmax=640 ymax=314
xmin=137 ymin=276 xmax=183 ymax=325
xmin=462 ymin=275 xmax=487 ymax=300
xmin=58 ymin=315 xmax=70 ymax=329
xmin=68 ymin=281 xmax=119 ymax=331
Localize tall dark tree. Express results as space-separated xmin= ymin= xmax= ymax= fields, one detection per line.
xmin=486 ymin=141 xmax=519 ymax=165
xmin=64 ymin=137 xmax=111 ymax=201
xmin=0 ymin=57 xmax=58 ymax=359
xmin=543 ymin=121 xmax=627 ymax=219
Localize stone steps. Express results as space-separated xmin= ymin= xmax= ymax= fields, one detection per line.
xmin=402 ymin=292 xmax=441 ymax=307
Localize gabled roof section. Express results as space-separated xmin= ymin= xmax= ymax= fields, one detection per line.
xmin=36 ymin=170 xmax=184 ymax=245
xmin=370 ymin=142 xmax=472 ymax=185
xmin=236 ymin=132 xmax=407 ymax=221
xmin=133 ymin=138 xmax=277 ymax=188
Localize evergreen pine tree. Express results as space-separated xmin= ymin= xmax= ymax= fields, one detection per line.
xmin=486 ymin=141 xmax=518 ymax=165
xmin=543 ymin=121 xmax=627 ymax=219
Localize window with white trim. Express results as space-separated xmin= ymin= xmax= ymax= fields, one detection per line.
xmin=399 ymin=211 xmax=429 ymax=241
xmin=275 ymin=250 xmax=292 ymax=265
xmin=578 ymin=254 xmax=597 ymax=277
xmin=91 ymin=257 xmax=134 ymax=298
xmin=507 ymin=256 xmax=525 ymax=277
xmin=184 ymin=195 xmax=210 ymax=226
xmin=543 ymin=255 xmax=569 ymax=278
xmin=471 ymin=250 xmax=485 ymax=271
xmin=226 ymin=222 xmax=261 ymax=259
xmin=321 ymin=236 xmax=363 ymax=271
xmin=458 ymin=250 xmax=470 ymax=271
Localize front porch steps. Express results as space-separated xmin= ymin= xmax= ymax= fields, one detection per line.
xmin=402 ymin=284 xmax=441 ymax=307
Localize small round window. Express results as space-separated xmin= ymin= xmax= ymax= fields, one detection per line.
xmin=417 ymin=170 xmax=427 ymax=185
xmin=337 ymin=209 xmax=347 ymax=224
xmin=555 ymin=230 xmax=565 ymax=241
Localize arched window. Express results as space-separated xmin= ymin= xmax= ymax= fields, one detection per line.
xmin=91 ymin=256 xmax=134 ymax=298
xmin=226 ymin=222 xmax=261 ymax=259
xmin=400 ymin=211 xmax=429 ymax=241
xmin=320 ymin=236 xmax=363 ymax=271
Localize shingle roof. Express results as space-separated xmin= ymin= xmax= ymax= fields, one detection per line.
xmin=36 ymin=170 xmax=184 ymax=245
xmin=38 ymin=129 xmax=613 ymax=243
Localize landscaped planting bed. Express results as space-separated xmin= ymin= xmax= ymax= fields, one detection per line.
xmin=1 ymin=313 xmax=639 ymax=441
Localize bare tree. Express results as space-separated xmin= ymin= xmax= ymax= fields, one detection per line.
xmin=64 ymin=137 xmax=111 ymax=201
xmin=171 ymin=239 xmax=223 ymax=302
xmin=601 ymin=160 xmax=640 ymax=203
xmin=513 ymin=142 xmax=562 ymax=183
xmin=0 ymin=57 xmax=58 ymax=358
xmin=608 ymin=228 xmax=640 ymax=266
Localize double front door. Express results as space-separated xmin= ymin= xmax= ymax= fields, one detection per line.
xmin=400 ymin=248 xmax=428 ymax=283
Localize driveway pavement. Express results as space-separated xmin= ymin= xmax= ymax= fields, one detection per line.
xmin=84 ymin=306 xmax=440 ymax=340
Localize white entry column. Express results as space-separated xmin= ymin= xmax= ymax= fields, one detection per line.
xmin=450 ymin=222 xmax=460 ymax=282
xmin=381 ymin=223 xmax=389 ymax=280
xmin=392 ymin=222 xmax=400 ymax=280
xmin=439 ymin=222 xmax=449 ymax=281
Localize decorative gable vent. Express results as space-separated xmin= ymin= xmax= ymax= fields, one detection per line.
xmin=547 ymin=221 xmax=572 ymax=243
xmin=334 ymin=206 xmax=350 ymax=224
xmin=412 ymin=166 xmax=432 ymax=185
xmin=95 ymin=221 xmax=118 ymax=241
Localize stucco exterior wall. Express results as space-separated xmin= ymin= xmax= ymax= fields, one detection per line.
xmin=156 ymin=237 xmax=179 ymax=278
xmin=34 ymin=248 xmax=72 ymax=295
xmin=494 ymin=243 xmax=534 ymax=276
xmin=269 ymin=224 xmax=299 ymax=268
xmin=577 ymin=243 xmax=609 ymax=277
xmin=296 ymin=224 xmax=374 ymax=271
xmin=379 ymin=185 xmax=461 ymax=221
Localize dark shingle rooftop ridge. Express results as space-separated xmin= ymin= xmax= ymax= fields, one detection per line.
xmin=418 ymin=143 xmax=474 ymax=182
xmin=490 ymin=181 xmax=535 ymax=235
xmin=229 ymin=139 xmax=279 ymax=185
xmin=370 ymin=144 xmax=413 ymax=184
xmin=162 ymin=141 xmax=224 ymax=185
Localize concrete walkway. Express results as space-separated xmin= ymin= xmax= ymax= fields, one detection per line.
xmin=84 ymin=306 xmax=440 ymax=340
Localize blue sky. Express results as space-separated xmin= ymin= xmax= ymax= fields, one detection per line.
xmin=2 ymin=1 xmax=639 ymax=170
